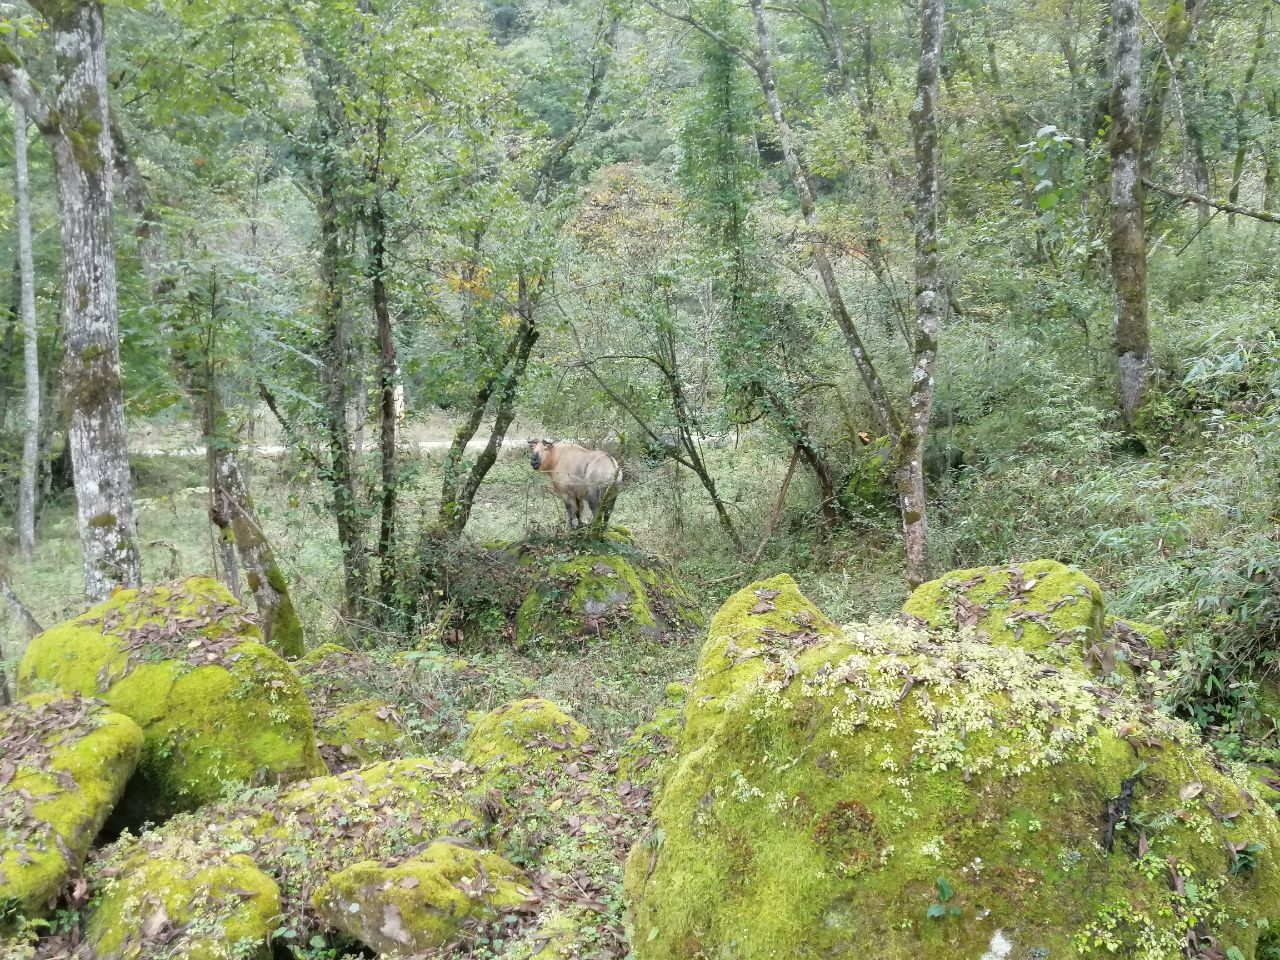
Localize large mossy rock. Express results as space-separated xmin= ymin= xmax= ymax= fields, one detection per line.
xmin=312 ymin=840 xmax=532 ymax=954
xmin=682 ymin=573 xmax=841 ymax=750
xmin=625 ymin=574 xmax=1280 ymax=959
xmin=314 ymin=698 xmax=408 ymax=773
xmin=86 ymin=756 xmax=483 ymax=942
xmin=17 ymin=578 xmax=324 ymax=824
xmin=0 ymin=694 xmax=142 ymax=922
xmin=464 ymin=698 xmax=590 ymax=774
xmin=902 ymin=559 xmax=1105 ymax=660
xmin=433 ymin=530 xmax=702 ymax=648
xmin=84 ymin=848 xmax=280 ymax=960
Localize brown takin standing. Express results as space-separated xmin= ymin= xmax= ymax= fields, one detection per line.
xmin=527 ymin=439 xmax=621 ymax=530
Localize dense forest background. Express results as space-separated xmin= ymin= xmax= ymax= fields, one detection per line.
xmin=0 ymin=0 xmax=1278 ymax=800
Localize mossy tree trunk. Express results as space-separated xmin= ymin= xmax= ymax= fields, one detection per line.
xmin=897 ymin=0 xmax=945 ymax=590
xmin=16 ymin=102 xmax=39 ymax=560
xmin=1226 ymin=8 xmax=1269 ymax=227
xmin=439 ymin=285 xmax=539 ymax=537
xmin=368 ymin=161 xmax=400 ymax=615
xmin=0 ymin=0 xmax=141 ymax=601
xmin=1108 ymin=0 xmax=1151 ymax=430
xmin=111 ymin=125 xmax=305 ymax=658
xmin=1266 ymin=91 xmax=1279 ymax=213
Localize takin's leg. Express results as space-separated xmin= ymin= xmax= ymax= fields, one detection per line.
xmin=562 ymin=493 xmax=580 ymax=529
xmin=584 ymin=489 xmax=603 ymax=534
xmin=598 ymin=480 xmax=619 ymax=525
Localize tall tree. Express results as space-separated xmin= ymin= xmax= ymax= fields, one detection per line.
xmin=15 ymin=103 xmax=39 ymax=560
xmin=1108 ymin=0 xmax=1150 ymax=429
xmin=0 ymin=0 xmax=141 ymax=600
xmin=897 ymin=0 xmax=945 ymax=588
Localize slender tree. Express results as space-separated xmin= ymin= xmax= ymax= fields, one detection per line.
xmin=15 ymin=103 xmax=38 ymax=560
xmin=112 ymin=128 xmax=305 ymax=658
xmin=0 ymin=0 xmax=141 ymax=599
xmin=897 ymin=0 xmax=945 ymax=588
xmin=1108 ymin=0 xmax=1150 ymax=429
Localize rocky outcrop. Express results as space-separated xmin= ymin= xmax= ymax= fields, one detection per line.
xmin=17 ymin=577 xmax=323 ymax=825
xmin=312 ymin=840 xmax=532 ymax=953
xmin=84 ymin=848 xmax=280 ymax=960
xmin=626 ymin=566 xmax=1280 ymax=959
xmin=0 ymin=694 xmax=142 ymax=923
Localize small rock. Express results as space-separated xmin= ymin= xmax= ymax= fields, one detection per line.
xmin=312 ymin=840 xmax=532 ymax=954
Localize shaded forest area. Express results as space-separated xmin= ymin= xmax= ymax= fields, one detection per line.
xmin=1 ymin=0 xmax=1280 ymax=956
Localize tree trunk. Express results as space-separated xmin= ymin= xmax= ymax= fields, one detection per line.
xmin=369 ymin=188 xmax=398 ymax=614
xmin=897 ymin=0 xmax=945 ymax=590
xmin=112 ymin=123 xmax=305 ymax=655
xmin=1265 ymin=92 xmax=1279 ymax=213
xmin=0 ymin=1 xmax=142 ymax=600
xmin=317 ymin=167 xmax=367 ymax=617
xmin=1227 ymin=9 xmax=1270 ymax=226
xmin=209 ymin=438 xmax=304 ymax=657
xmin=439 ymin=282 xmax=539 ymax=537
xmin=747 ymin=0 xmax=902 ymax=442
xmin=15 ymin=103 xmax=39 ymax=560
xmin=1109 ymin=0 xmax=1151 ymax=429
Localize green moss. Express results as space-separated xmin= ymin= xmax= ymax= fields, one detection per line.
xmin=464 ymin=698 xmax=589 ymax=773
xmin=300 ymin=642 xmax=354 ymax=665
xmin=312 ymin=840 xmax=531 ymax=954
xmin=682 ymin=574 xmax=842 ymax=751
xmin=627 ymin=576 xmax=1280 ymax=960
xmin=265 ymin=591 xmax=305 ymax=661
xmin=315 ymin=697 xmax=408 ymax=772
xmin=87 ymin=756 xmax=484 ymax=943
xmin=1107 ymin=615 xmax=1170 ymax=649
xmin=513 ymin=547 xmax=701 ymax=648
xmin=85 ymin=850 xmax=279 ymax=960
xmin=497 ymin=906 xmax=595 ymax=959
xmin=902 ymin=559 xmax=1105 ymax=664
xmin=842 ymin=437 xmax=896 ymax=509
xmin=0 ymin=694 xmax=142 ymax=923
xmin=17 ymin=578 xmax=323 ymax=825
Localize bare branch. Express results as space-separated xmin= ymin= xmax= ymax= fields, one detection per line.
xmin=1142 ymin=178 xmax=1280 ymax=224
xmin=0 ymin=44 xmax=51 ymax=128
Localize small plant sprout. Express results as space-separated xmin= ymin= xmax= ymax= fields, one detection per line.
xmin=927 ymin=876 xmax=960 ymax=920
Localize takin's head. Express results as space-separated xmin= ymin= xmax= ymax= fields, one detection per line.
xmin=527 ymin=439 xmax=555 ymax=470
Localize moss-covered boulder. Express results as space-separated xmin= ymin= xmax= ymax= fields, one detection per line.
xmin=683 ymin=573 xmax=841 ymax=751
xmin=515 ymin=545 xmax=701 ymax=648
xmin=84 ymin=848 xmax=280 ymax=960
xmin=86 ymin=755 xmax=484 ymax=942
xmin=313 ymin=840 xmax=532 ymax=953
xmin=902 ymin=559 xmax=1106 ymax=664
xmin=315 ymin=698 xmax=408 ymax=774
xmin=0 ymin=694 xmax=142 ymax=922
xmin=294 ymin=644 xmax=413 ymax=773
xmin=626 ymin=577 xmax=1280 ymax=959
xmin=17 ymin=578 xmax=324 ymax=824
xmin=464 ymin=698 xmax=589 ymax=774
